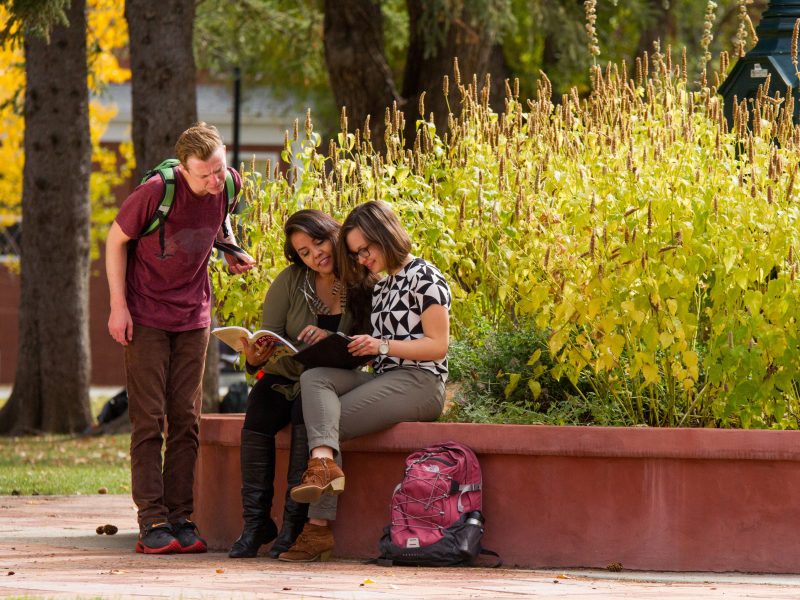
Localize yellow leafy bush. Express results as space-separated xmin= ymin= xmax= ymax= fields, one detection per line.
xmin=214 ymin=56 xmax=800 ymax=428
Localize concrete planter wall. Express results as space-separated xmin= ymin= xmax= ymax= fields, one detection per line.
xmin=194 ymin=415 xmax=800 ymax=572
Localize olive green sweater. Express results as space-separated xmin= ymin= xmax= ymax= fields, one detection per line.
xmin=247 ymin=264 xmax=366 ymax=399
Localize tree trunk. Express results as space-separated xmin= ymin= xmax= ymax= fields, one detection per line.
xmin=486 ymin=43 xmax=511 ymax=110
xmin=124 ymin=0 xmax=220 ymax=406
xmin=0 ymin=0 xmax=93 ymax=434
xmin=635 ymin=0 xmax=672 ymax=62
xmin=323 ymin=0 xmax=401 ymax=153
xmin=403 ymin=0 xmax=501 ymax=144
xmin=125 ymin=0 xmax=198 ymax=181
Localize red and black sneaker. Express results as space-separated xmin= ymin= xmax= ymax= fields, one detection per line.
xmin=172 ymin=518 xmax=208 ymax=554
xmin=135 ymin=522 xmax=181 ymax=554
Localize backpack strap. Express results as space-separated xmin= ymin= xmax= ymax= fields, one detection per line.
xmin=456 ymin=483 xmax=481 ymax=512
xmin=220 ymin=168 xmax=237 ymax=239
xmin=224 ymin=169 xmax=236 ymax=211
xmin=139 ymin=159 xmax=180 ymax=259
xmin=477 ymin=548 xmax=503 ymax=568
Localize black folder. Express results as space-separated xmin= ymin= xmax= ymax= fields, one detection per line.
xmin=293 ymin=331 xmax=376 ymax=370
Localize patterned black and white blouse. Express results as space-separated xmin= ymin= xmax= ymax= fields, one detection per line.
xmin=370 ymin=257 xmax=452 ymax=380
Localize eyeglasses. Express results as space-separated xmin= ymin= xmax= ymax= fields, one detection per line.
xmin=348 ymin=243 xmax=374 ymax=262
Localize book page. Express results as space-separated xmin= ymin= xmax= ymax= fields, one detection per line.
xmin=251 ymin=330 xmax=298 ymax=353
xmin=211 ymin=326 xmax=298 ymax=354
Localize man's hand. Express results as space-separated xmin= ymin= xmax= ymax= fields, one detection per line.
xmin=224 ymin=248 xmax=256 ymax=274
xmin=108 ymin=305 xmax=133 ymax=346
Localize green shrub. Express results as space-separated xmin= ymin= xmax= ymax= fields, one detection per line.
xmin=213 ymin=53 xmax=800 ymax=428
xmin=444 ymin=321 xmax=629 ymax=425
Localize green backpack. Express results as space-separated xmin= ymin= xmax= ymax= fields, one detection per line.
xmin=138 ymin=158 xmax=238 ymax=258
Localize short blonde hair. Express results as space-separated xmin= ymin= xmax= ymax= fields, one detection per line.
xmin=175 ymin=122 xmax=223 ymax=165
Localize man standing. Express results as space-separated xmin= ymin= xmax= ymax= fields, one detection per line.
xmin=106 ymin=123 xmax=254 ymax=554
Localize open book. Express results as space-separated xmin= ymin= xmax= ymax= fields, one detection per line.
xmin=211 ymin=326 xmax=299 ymax=359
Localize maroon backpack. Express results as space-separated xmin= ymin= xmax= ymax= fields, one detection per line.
xmin=377 ymin=441 xmax=499 ymax=566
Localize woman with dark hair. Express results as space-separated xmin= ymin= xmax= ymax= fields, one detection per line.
xmin=279 ymin=201 xmax=451 ymax=562
xmin=228 ymin=209 xmax=371 ymax=559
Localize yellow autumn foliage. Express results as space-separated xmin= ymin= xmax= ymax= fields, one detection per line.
xmin=0 ymin=0 xmax=133 ymax=262
xmin=213 ymin=55 xmax=800 ymax=429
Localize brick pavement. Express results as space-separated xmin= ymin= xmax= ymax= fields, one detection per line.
xmin=0 ymin=495 xmax=799 ymax=599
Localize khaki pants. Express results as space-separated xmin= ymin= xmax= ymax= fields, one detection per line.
xmin=125 ymin=324 xmax=209 ymax=528
xmin=300 ymin=366 xmax=445 ymax=520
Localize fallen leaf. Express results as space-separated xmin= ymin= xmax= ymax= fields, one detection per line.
xmin=6 ymin=571 xmax=14 ymax=576
xmin=556 ymin=573 xmax=570 ymax=579
xmin=362 ymin=579 xmax=375 ymax=584
xmin=215 ymin=568 xmax=225 ymax=574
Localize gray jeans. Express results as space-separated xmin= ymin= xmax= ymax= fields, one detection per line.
xmin=300 ymin=366 xmax=445 ymax=520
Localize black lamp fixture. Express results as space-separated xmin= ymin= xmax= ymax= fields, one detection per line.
xmin=719 ymin=0 xmax=800 ymax=125
xmin=232 ymin=65 xmax=241 ymax=175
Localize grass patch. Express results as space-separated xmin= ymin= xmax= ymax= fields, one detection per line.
xmin=0 ymin=433 xmax=130 ymax=495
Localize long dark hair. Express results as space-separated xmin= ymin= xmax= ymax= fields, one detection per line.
xmin=337 ymin=201 xmax=411 ymax=287
xmin=283 ymin=209 xmax=341 ymax=269
xmin=284 ymin=208 xmax=374 ymax=327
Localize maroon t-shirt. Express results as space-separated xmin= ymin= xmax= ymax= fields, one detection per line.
xmin=115 ymin=167 xmax=241 ymax=332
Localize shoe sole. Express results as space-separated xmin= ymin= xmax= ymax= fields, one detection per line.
xmin=135 ymin=540 xmax=182 ymax=554
xmin=229 ymin=529 xmax=278 ymax=558
xmin=277 ymin=549 xmax=332 ymax=562
xmin=289 ymin=477 xmax=345 ymax=504
xmin=179 ymin=541 xmax=208 ymax=554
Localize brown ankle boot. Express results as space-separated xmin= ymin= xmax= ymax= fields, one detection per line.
xmin=289 ymin=457 xmax=345 ymax=504
xmin=277 ymin=523 xmax=334 ymax=562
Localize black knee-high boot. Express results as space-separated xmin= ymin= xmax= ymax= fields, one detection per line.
xmin=267 ymin=424 xmax=310 ymax=558
xmin=229 ymin=429 xmax=279 ymax=558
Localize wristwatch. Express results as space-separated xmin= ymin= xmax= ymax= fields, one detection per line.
xmin=379 ymin=336 xmax=390 ymax=356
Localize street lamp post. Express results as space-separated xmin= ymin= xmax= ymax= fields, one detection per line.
xmin=232 ymin=66 xmax=241 ymax=174
xmin=719 ymin=0 xmax=800 ymax=125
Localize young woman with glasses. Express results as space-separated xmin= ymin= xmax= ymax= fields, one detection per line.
xmin=278 ymin=200 xmax=451 ymax=562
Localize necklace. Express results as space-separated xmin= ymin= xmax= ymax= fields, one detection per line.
xmin=301 ymin=269 xmax=346 ymax=315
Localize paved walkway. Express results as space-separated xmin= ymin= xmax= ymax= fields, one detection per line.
xmin=1 ymin=495 xmax=799 ymax=599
